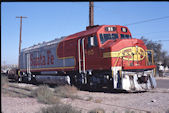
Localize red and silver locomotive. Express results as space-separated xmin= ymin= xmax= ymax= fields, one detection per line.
xmin=18 ymin=25 xmax=156 ymax=91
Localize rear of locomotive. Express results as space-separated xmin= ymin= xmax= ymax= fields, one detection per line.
xmin=98 ymin=25 xmax=156 ymax=91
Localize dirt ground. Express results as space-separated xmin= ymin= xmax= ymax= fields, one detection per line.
xmin=1 ymin=77 xmax=169 ymax=113
xmin=1 ymin=94 xmax=50 ymax=113
xmin=73 ymin=88 xmax=169 ymax=113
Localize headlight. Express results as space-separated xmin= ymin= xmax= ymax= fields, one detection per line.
xmin=121 ymin=27 xmax=127 ymax=32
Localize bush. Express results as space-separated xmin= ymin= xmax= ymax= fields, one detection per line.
xmin=94 ymin=99 xmax=102 ymax=103
xmin=166 ymin=109 xmax=169 ymax=113
xmin=88 ymin=108 xmax=105 ymax=113
xmin=54 ymin=85 xmax=78 ymax=99
xmin=125 ymin=110 xmax=135 ymax=113
xmin=1 ymin=76 xmax=8 ymax=88
xmin=31 ymin=85 xmax=60 ymax=104
xmin=41 ymin=104 xmax=81 ymax=113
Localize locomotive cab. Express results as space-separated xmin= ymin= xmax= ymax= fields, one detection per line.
xmin=91 ymin=25 xmax=157 ymax=91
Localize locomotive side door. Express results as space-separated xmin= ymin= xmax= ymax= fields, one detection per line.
xmin=77 ymin=35 xmax=100 ymax=73
xmin=85 ymin=35 xmax=100 ymax=70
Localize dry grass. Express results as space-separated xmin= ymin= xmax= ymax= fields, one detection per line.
xmin=166 ymin=109 xmax=169 ymax=113
xmin=86 ymin=96 xmax=93 ymax=101
xmin=54 ymin=85 xmax=78 ymax=99
xmin=94 ymin=99 xmax=102 ymax=103
xmin=124 ymin=109 xmax=137 ymax=113
xmin=24 ymin=85 xmax=34 ymax=91
xmin=31 ymin=85 xmax=60 ymax=104
xmin=41 ymin=104 xmax=81 ymax=113
xmin=1 ymin=76 xmax=9 ymax=88
xmin=88 ymin=108 xmax=105 ymax=113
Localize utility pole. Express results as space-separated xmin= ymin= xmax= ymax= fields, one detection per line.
xmin=89 ymin=1 xmax=94 ymax=27
xmin=16 ymin=16 xmax=27 ymax=69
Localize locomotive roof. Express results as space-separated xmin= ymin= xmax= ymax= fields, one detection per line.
xmin=21 ymin=36 xmax=66 ymax=52
xmin=62 ymin=25 xmax=125 ymax=41
xmin=21 ymin=25 xmax=124 ymax=52
xmin=62 ymin=25 xmax=102 ymax=41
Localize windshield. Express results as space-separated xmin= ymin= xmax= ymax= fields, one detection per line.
xmin=120 ymin=34 xmax=131 ymax=39
xmin=100 ymin=34 xmax=118 ymax=44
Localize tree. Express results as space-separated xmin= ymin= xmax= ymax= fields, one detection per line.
xmin=140 ymin=36 xmax=169 ymax=66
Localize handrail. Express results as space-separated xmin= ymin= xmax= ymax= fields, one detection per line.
xmin=78 ymin=39 xmax=81 ymax=73
xmin=146 ymin=50 xmax=154 ymax=65
xmin=146 ymin=50 xmax=155 ymax=77
xmin=82 ymin=38 xmax=86 ymax=73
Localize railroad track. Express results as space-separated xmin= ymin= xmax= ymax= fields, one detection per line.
xmin=2 ymin=82 xmax=37 ymax=98
xmin=74 ymin=99 xmax=151 ymax=113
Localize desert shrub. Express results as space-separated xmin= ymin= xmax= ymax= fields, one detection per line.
xmin=166 ymin=108 xmax=169 ymax=113
xmin=88 ymin=108 xmax=105 ymax=113
xmin=41 ymin=104 xmax=81 ymax=113
xmin=1 ymin=76 xmax=8 ymax=88
xmin=94 ymin=99 xmax=102 ymax=103
xmin=54 ymin=85 xmax=78 ymax=99
xmin=125 ymin=110 xmax=135 ymax=113
xmin=86 ymin=96 xmax=93 ymax=101
xmin=31 ymin=85 xmax=60 ymax=104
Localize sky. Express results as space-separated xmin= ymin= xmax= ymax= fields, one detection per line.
xmin=1 ymin=2 xmax=169 ymax=65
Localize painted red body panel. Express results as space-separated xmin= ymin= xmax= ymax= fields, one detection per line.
xmin=123 ymin=65 xmax=156 ymax=70
xmin=56 ymin=25 xmax=155 ymax=72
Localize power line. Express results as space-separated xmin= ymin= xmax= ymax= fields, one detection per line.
xmin=140 ymin=39 xmax=169 ymax=42
xmin=124 ymin=16 xmax=169 ymax=26
xmin=156 ymin=40 xmax=169 ymax=42
xmin=132 ymin=30 xmax=169 ymax=36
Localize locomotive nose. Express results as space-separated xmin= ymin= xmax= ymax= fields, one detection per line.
xmin=103 ymin=38 xmax=146 ymax=62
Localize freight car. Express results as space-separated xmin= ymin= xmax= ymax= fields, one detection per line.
xmin=17 ymin=25 xmax=156 ymax=91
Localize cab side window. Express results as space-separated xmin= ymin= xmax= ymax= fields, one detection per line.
xmin=88 ymin=35 xmax=98 ymax=48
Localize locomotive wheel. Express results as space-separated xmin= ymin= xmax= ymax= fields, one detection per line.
xmin=30 ymin=76 xmax=37 ymax=85
xmin=70 ymin=76 xmax=76 ymax=86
